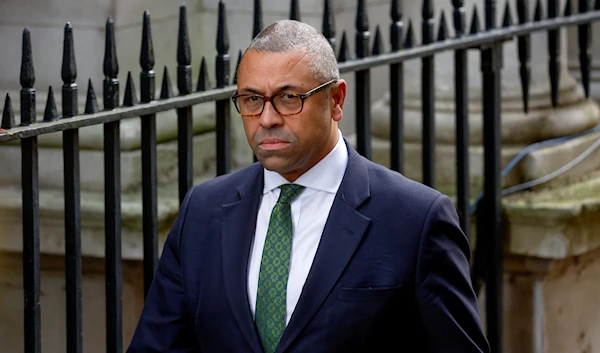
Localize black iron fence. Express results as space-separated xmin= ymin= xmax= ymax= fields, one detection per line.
xmin=1 ymin=0 xmax=599 ymax=352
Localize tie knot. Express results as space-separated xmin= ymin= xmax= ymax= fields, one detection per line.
xmin=277 ymin=184 xmax=305 ymax=204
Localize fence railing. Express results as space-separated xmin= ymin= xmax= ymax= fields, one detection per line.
xmin=1 ymin=0 xmax=599 ymax=352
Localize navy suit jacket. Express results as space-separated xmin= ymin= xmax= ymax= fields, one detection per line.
xmin=128 ymin=142 xmax=489 ymax=353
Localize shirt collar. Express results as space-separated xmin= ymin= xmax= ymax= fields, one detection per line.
xmin=263 ymin=129 xmax=348 ymax=195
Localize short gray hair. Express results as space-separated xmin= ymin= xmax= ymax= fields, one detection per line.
xmin=245 ymin=20 xmax=339 ymax=83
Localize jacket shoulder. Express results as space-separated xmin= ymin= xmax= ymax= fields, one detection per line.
xmin=186 ymin=163 xmax=262 ymax=206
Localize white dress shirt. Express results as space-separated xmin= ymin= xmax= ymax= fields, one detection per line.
xmin=247 ymin=129 xmax=348 ymax=325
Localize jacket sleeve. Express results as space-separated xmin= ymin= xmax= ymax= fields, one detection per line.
xmin=414 ymin=195 xmax=490 ymax=353
xmin=127 ymin=186 xmax=201 ymax=353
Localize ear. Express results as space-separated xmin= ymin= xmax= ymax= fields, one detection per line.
xmin=330 ymin=79 xmax=347 ymax=122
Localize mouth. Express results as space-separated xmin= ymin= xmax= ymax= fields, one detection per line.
xmin=259 ymin=138 xmax=290 ymax=151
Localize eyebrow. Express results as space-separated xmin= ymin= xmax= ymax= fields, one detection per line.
xmin=238 ymin=84 xmax=305 ymax=95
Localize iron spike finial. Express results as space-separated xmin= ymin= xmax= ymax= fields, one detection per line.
xmin=62 ymin=22 xmax=77 ymax=85
xmin=178 ymin=5 xmax=191 ymax=66
xmin=502 ymin=2 xmax=514 ymax=27
xmin=337 ymin=31 xmax=351 ymax=62
xmin=1 ymin=94 xmax=14 ymax=129
xmin=372 ymin=25 xmax=383 ymax=55
xmin=217 ymin=0 xmax=230 ymax=56
xmin=563 ymin=0 xmax=573 ymax=16
xmin=233 ymin=50 xmax=242 ymax=85
xmin=253 ymin=0 xmax=263 ymax=38
xmin=20 ymin=28 xmax=35 ymax=89
xmin=44 ymin=86 xmax=58 ymax=122
xmin=390 ymin=0 xmax=403 ymax=52
xmin=85 ymin=79 xmax=99 ymax=114
xmin=160 ymin=66 xmax=173 ymax=99
xmin=470 ymin=6 xmax=482 ymax=35
xmin=355 ymin=0 xmax=370 ymax=58
xmin=197 ymin=57 xmax=210 ymax=92
xmin=141 ymin=10 xmax=155 ymax=71
xmin=356 ymin=0 xmax=369 ymax=33
xmin=404 ymin=20 xmax=415 ymax=48
xmin=123 ymin=71 xmax=138 ymax=106
xmin=422 ymin=0 xmax=434 ymax=20
xmin=391 ymin=0 xmax=401 ymax=22
xmin=437 ymin=11 xmax=449 ymax=41
xmin=452 ymin=0 xmax=466 ymax=37
xmin=484 ymin=0 xmax=497 ymax=30
xmin=290 ymin=0 xmax=301 ymax=21
xmin=104 ymin=17 xmax=118 ymax=79
xmin=421 ymin=0 xmax=435 ymax=45
xmin=517 ymin=0 xmax=529 ymax=24
xmin=323 ymin=0 xmax=336 ymax=49
xmin=534 ymin=0 xmax=543 ymax=21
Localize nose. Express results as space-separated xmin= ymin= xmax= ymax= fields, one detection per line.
xmin=258 ymin=100 xmax=283 ymax=128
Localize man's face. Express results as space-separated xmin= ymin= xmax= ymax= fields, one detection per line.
xmin=236 ymin=49 xmax=346 ymax=182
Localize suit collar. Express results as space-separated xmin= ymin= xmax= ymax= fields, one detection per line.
xmin=221 ymin=163 xmax=265 ymax=353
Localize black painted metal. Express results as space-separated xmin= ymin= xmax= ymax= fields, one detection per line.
xmin=198 ymin=57 xmax=210 ymax=92
xmin=404 ymin=20 xmax=415 ymax=48
xmin=323 ymin=0 xmax=336 ymax=50
xmin=233 ymin=51 xmax=242 ymax=85
xmin=123 ymin=72 xmax=139 ymax=106
xmin=452 ymin=0 xmax=470 ymax=245
xmin=2 ymin=94 xmax=14 ymax=129
xmin=4 ymin=11 xmax=600 ymax=141
xmin=470 ymin=6 xmax=482 ymax=35
xmin=22 ymin=135 xmax=41 ymax=353
xmin=290 ymin=0 xmax=301 ymax=21
xmin=61 ymin=20 xmax=83 ymax=353
xmin=579 ymin=0 xmax=592 ymax=98
xmin=44 ymin=87 xmax=58 ymax=122
xmin=517 ymin=0 xmax=531 ymax=113
xmin=253 ymin=0 xmax=263 ymax=39
xmin=548 ymin=0 xmax=560 ymax=107
xmin=160 ymin=66 xmax=173 ymax=99
xmin=421 ymin=0 xmax=435 ymax=188
xmin=20 ymin=28 xmax=35 ymax=126
xmin=102 ymin=16 xmax=123 ymax=353
xmin=140 ymin=10 xmax=159 ymax=306
xmin=437 ymin=12 xmax=449 ymax=41
xmin=564 ymin=0 xmax=573 ymax=16
xmin=104 ymin=18 xmax=119 ymax=111
xmin=390 ymin=0 xmax=404 ymax=174
xmin=534 ymin=0 xmax=543 ymax=21
xmin=355 ymin=0 xmax=371 ymax=159
xmin=85 ymin=79 xmax=99 ymax=114
xmin=482 ymin=2 xmax=503 ymax=352
xmin=502 ymin=2 xmax=513 ymax=28
xmin=338 ymin=31 xmax=351 ymax=62
xmin=20 ymin=29 xmax=41 ymax=351
xmin=216 ymin=0 xmax=231 ymax=176
xmin=372 ymin=25 xmax=383 ymax=55
xmin=62 ymin=23 xmax=78 ymax=118
xmin=177 ymin=4 xmax=194 ymax=207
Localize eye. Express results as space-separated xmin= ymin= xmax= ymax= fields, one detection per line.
xmin=281 ymin=93 xmax=299 ymax=101
xmin=248 ymin=95 xmax=261 ymax=102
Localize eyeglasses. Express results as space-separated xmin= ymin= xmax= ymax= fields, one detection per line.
xmin=231 ymin=79 xmax=337 ymax=117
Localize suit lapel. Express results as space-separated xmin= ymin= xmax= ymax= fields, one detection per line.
xmin=276 ymin=145 xmax=372 ymax=353
xmin=221 ymin=164 xmax=264 ymax=353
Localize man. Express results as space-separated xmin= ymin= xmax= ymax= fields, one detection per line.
xmin=128 ymin=20 xmax=489 ymax=353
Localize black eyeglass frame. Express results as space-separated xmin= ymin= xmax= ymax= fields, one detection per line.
xmin=231 ymin=79 xmax=338 ymax=117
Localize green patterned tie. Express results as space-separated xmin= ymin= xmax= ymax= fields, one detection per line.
xmin=255 ymin=184 xmax=305 ymax=353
